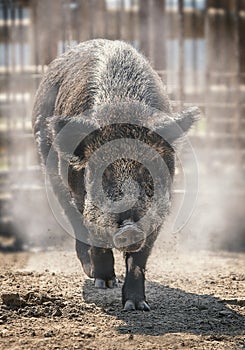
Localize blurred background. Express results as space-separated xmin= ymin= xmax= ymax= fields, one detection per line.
xmin=0 ymin=0 xmax=244 ymax=252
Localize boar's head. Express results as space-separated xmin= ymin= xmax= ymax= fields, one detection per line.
xmin=49 ymin=103 xmax=200 ymax=251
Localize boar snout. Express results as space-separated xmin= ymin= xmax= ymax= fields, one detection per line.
xmin=113 ymin=221 xmax=145 ymax=252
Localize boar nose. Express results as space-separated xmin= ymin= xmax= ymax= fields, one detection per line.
xmin=113 ymin=221 xmax=145 ymax=251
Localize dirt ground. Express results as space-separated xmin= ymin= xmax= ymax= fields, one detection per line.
xmin=0 ymin=239 xmax=245 ymax=350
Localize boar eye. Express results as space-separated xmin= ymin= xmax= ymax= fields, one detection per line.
xmin=138 ymin=163 xmax=145 ymax=175
xmin=139 ymin=165 xmax=149 ymax=176
xmin=102 ymin=167 xmax=115 ymax=185
xmin=103 ymin=168 xmax=111 ymax=180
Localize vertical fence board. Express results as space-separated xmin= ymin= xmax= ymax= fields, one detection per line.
xmin=178 ymin=0 xmax=184 ymax=109
xmin=139 ymin=0 xmax=150 ymax=57
xmin=0 ymin=0 xmax=244 ymax=240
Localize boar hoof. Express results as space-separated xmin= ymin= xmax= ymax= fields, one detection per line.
xmin=94 ymin=278 xmax=118 ymax=289
xmin=107 ymin=277 xmax=118 ymax=289
xmin=123 ymin=300 xmax=136 ymax=311
xmin=94 ymin=278 xmax=107 ymax=289
xmin=137 ymin=300 xmax=151 ymax=311
xmin=123 ymin=300 xmax=150 ymax=311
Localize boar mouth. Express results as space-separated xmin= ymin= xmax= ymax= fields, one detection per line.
xmin=113 ymin=221 xmax=146 ymax=252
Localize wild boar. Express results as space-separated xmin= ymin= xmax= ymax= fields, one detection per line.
xmin=33 ymin=39 xmax=200 ymax=310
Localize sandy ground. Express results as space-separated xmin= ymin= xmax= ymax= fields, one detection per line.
xmin=0 ymin=240 xmax=245 ymax=350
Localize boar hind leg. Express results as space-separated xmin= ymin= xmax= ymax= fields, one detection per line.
xmin=90 ymin=247 xmax=117 ymax=289
xmin=122 ymin=231 xmax=158 ymax=311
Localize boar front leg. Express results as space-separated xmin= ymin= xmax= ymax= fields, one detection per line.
xmin=76 ymin=240 xmax=117 ymax=289
xmin=75 ymin=239 xmax=94 ymax=278
xmin=122 ymin=231 xmax=158 ymax=311
xmin=91 ymin=247 xmax=117 ymax=289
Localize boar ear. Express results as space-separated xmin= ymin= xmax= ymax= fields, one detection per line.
xmin=48 ymin=114 xmax=98 ymax=139
xmin=47 ymin=115 xmax=99 ymax=184
xmin=154 ymin=107 xmax=201 ymax=149
xmin=48 ymin=114 xmax=99 ymax=164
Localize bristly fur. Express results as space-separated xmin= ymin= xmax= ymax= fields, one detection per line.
xmin=32 ymin=39 xmax=199 ymax=247
xmin=32 ymin=39 xmax=201 ymax=310
xmin=33 ymin=40 xmax=171 ymax=148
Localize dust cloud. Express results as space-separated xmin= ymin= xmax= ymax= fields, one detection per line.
xmin=2 ymin=1 xmax=245 ymax=254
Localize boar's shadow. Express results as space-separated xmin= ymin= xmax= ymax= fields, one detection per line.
xmin=82 ymin=279 xmax=245 ymax=336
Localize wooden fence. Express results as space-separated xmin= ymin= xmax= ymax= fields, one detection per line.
xmin=0 ymin=0 xmax=244 ymax=249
